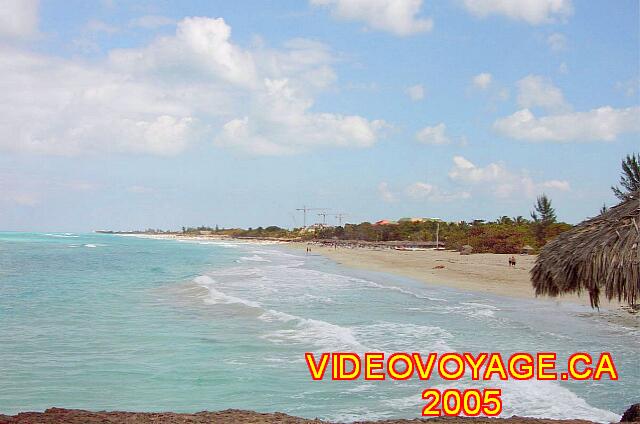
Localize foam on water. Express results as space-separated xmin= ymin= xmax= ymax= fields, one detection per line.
xmin=366 ymin=280 xmax=448 ymax=302
xmin=194 ymin=275 xmax=261 ymax=308
xmin=382 ymin=379 xmax=620 ymax=424
xmin=498 ymin=379 xmax=621 ymax=422
xmin=260 ymin=309 xmax=366 ymax=351
xmin=237 ymin=255 xmax=271 ymax=262
xmin=354 ymin=322 xmax=454 ymax=353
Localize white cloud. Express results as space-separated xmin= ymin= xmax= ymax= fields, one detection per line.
xmin=449 ymin=156 xmax=508 ymax=184
xmin=472 ymin=72 xmax=492 ymax=90
xmin=129 ymin=15 xmax=175 ymax=29
xmin=516 ymin=75 xmax=569 ymax=112
xmin=215 ymin=96 xmax=386 ymax=155
xmin=0 ymin=0 xmax=39 ymax=39
xmin=310 ymin=0 xmax=433 ymax=36
xmin=405 ymin=181 xmax=470 ymax=202
xmin=85 ymin=19 xmax=119 ymax=34
xmin=494 ymin=106 xmax=640 ymax=142
xmin=406 ymin=84 xmax=425 ymax=101
xmin=415 ymin=123 xmax=451 ymax=145
xmin=547 ymin=32 xmax=567 ymax=51
xmin=540 ymin=180 xmax=570 ymax=191
xmin=448 ymin=155 xmax=570 ymax=198
xmin=0 ymin=46 xmax=198 ymax=156
xmin=378 ymin=182 xmax=397 ymax=202
xmin=405 ymin=182 xmax=434 ymax=199
xmin=462 ymin=0 xmax=573 ymax=25
xmin=0 ymin=17 xmax=384 ymax=156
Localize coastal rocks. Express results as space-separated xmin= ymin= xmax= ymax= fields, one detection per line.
xmin=0 ymin=408 xmax=321 ymax=423
xmin=0 ymin=408 xmax=602 ymax=424
xmin=621 ymin=403 xmax=640 ymax=422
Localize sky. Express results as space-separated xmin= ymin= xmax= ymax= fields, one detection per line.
xmin=0 ymin=0 xmax=638 ymax=231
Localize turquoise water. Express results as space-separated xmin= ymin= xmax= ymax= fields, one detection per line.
xmin=0 ymin=233 xmax=637 ymax=421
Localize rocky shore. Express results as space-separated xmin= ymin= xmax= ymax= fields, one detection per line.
xmin=0 ymin=408 xmax=619 ymax=424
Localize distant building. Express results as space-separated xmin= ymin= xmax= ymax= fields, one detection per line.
xmin=300 ymin=223 xmax=333 ymax=234
xmin=398 ymin=217 xmax=428 ymax=223
xmin=374 ymin=220 xmax=398 ymax=226
xmin=199 ymin=230 xmax=212 ymax=235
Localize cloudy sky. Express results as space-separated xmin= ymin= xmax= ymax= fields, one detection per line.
xmin=0 ymin=0 xmax=638 ymax=231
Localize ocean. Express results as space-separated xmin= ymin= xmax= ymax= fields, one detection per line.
xmin=0 ymin=232 xmax=637 ymax=422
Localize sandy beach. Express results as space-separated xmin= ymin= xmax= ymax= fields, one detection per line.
xmin=290 ymin=243 xmax=630 ymax=310
xmin=129 ymin=234 xmax=631 ymax=311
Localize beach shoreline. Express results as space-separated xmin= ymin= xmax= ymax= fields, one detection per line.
xmin=285 ymin=242 xmax=631 ymax=309
xmin=114 ymin=233 xmax=634 ymax=312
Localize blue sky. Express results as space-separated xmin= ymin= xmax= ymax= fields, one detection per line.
xmin=0 ymin=0 xmax=638 ymax=231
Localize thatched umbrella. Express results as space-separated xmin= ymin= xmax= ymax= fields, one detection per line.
xmin=531 ymin=191 xmax=639 ymax=308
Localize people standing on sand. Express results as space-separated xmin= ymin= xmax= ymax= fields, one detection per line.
xmin=508 ymin=256 xmax=516 ymax=267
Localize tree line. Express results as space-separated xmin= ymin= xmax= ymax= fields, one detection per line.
xmin=179 ymin=153 xmax=639 ymax=254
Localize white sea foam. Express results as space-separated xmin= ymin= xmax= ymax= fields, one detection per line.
xmin=423 ymin=301 xmax=499 ymax=319
xmin=498 ymin=379 xmax=620 ymax=422
xmin=367 ymin=281 xmax=447 ymax=302
xmin=84 ymin=244 xmax=98 ymax=248
xmin=354 ymin=321 xmax=454 ymax=354
xmin=381 ymin=379 xmax=619 ymax=423
xmin=194 ymin=275 xmax=261 ymax=308
xmin=260 ymin=309 xmax=365 ymax=351
xmin=237 ymin=255 xmax=271 ymax=263
xmin=258 ymin=309 xmax=298 ymax=323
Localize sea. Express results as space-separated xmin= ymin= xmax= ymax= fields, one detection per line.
xmin=0 ymin=232 xmax=637 ymax=422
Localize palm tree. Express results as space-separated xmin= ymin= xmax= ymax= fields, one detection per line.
xmin=531 ymin=194 xmax=556 ymax=247
xmin=612 ymin=153 xmax=640 ymax=200
xmin=496 ymin=216 xmax=513 ymax=225
xmin=531 ymin=194 xmax=557 ymax=224
xmin=513 ymin=216 xmax=528 ymax=225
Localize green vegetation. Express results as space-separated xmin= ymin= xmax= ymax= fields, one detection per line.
xmin=530 ymin=194 xmax=557 ymax=247
xmin=611 ymin=153 xmax=640 ymax=200
xmin=311 ymin=214 xmax=570 ymax=254
xmin=181 ymin=225 xmax=292 ymax=239
xmin=177 ymin=195 xmax=574 ymax=253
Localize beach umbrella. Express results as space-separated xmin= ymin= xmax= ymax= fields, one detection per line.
xmin=531 ymin=191 xmax=639 ymax=308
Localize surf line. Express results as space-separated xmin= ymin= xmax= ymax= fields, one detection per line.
xmin=304 ymin=351 xmax=618 ymax=381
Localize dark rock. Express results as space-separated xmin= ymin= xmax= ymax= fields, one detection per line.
xmin=621 ymin=404 xmax=640 ymax=422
